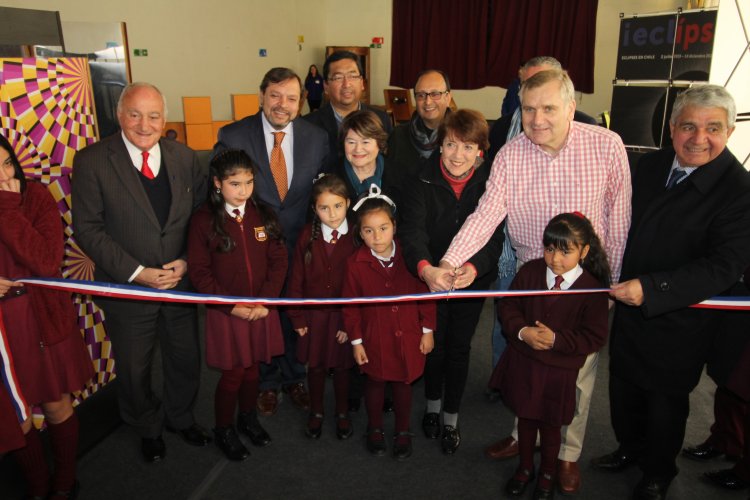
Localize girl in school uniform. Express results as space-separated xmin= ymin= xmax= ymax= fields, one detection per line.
xmin=1 ymin=134 xmax=94 ymax=499
xmin=188 ymin=150 xmax=287 ymax=461
xmin=287 ymin=173 xmax=356 ymax=440
xmin=491 ymin=212 xmax=610 ymax=500
xmin=342 ymin=186 xmax=436 ymax=460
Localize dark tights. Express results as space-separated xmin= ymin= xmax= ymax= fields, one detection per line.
xmin=307 ymin=366 xmax=349 ymax=415
xmin=517 ymin=417 xmax=561 ymax=488
xmin=365 ymin=378 xmax=412 ymax=433
xmin=214 ymin=365 xmax=259 ymax=427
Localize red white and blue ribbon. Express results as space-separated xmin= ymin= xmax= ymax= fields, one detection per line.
xmin=0 ymin=308 xmax=29 ymax=423
xmin=16 ymin=277 xmax=750 ymax=310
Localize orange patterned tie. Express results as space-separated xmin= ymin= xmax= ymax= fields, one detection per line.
xmin=270 ymin=132 xmax=288 ymax=201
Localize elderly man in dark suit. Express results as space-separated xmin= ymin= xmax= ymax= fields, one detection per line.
xmin=214 ymin=67 xmax=329 ymax=417
xmin=593 ymin=85 xmax=750 ymax=500
xmin=303 ymin=50 xmax=391 ymax=172
xmin=72 ymin=82 xmax=209 ymax=462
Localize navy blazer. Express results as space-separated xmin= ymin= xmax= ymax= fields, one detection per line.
xmin=612 ymin=146 xmax=750 ymax=394
xmin=214 ymin=113 xmax=329 ymax=252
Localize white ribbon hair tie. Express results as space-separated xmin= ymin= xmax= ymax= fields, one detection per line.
xmin=352 ymin=183 xmax=397 ymax=212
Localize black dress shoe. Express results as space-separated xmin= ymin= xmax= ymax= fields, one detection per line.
xmin=532 ymin=473 xmax=555 ymax=500
xmin=237 ymin=411 xmax=271 ymax=447
xmin=141 ymin=436 xmax=166 ymax=462
xmin=213 ymin=426 xmax=249 ymax=461
xmin=633 ymin=475 xmax=672 ymax=500
xmin=506 ymin=469 xmax=535 ymax=496
xmin=305 ymin=412 xmax=323 ymax=439
xmin=422 ymin=412 xmax=441 ymax=439
xmin=704 ymin=468 xmax=750 ymax=490
xmin=335 ymin=413 xmax=353 ymax=440
xmin=366 ymin=428 xmax=387 ymax=456
xmin=166 ymin=423 xmax=211 ymax=447
xmin=591 ymin=449 xmax=637 ymax=472
xmin=393 ymin=432 xmax=413 ymax=461
xmin=49 ymin=479 xmax=80 ymax=500
xmin=682 ymin=442 xmax=724 ymax=461
xmin=441 ymin=425 xmax=460 ymax=454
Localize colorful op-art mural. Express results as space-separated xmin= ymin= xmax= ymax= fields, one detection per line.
xmin=0 ymin=58 xmax=114 ymax=420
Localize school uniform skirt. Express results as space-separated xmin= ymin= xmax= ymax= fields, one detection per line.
xmin=204 ymin=307 xmax=284 ymax=370
xmin=490 ymin=346 xmax=578 ymax=427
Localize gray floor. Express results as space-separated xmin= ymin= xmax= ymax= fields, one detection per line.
xmin=19 ymin=301 xmax=750 ymax=499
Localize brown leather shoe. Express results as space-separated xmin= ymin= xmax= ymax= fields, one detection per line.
xmin=282 ymin=382 xmax=311 ymax=411
xmin=558 ymin=459 xmax=581 ymax=495
xmin=257 ymin=390 xmax=279 ymax=416
xmin=484 ymin=436 xmax=519 ymax=460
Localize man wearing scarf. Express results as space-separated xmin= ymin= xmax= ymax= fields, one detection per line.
xmin=388 ymin=70 xmax=452 ymax=180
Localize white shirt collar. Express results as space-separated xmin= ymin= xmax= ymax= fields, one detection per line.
xmin=224 ymin=201 xmax=246 ymax=218
xmin=121 ymin=132 xmax=161 ymax=176
xmin=670 ymin=156 xmax=698 ymax=177
xmin=546 ymin=264 xmax=583 ymax=290
xmin=321 ymin=220 xmax=348 ymax=243
xmin=371 ymin=240 xmax=396 ymax=263
xmin=261 ymin=113 xmax=293 ymax=137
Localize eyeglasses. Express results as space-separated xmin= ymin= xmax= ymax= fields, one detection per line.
xmin=328 ymin=73 xmax=363 ymax=84
xmin=414 ymin=90 xmax=449 ymax=101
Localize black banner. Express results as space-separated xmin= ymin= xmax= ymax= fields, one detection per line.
xmin=616 ymin=10 xmax=717 ymax=81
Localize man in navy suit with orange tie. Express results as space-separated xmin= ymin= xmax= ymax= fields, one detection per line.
xmin=215 ymin=67 xmax=329 ymax=416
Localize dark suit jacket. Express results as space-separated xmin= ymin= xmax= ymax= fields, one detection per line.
xmin=488 ymin=109 xmax=598 ymax=164
xmin=611 ymin=147 xmax=750 ymax=394
xmin=303 ymin=102 xmax=391 ymax=173
xmin=214 ymin=112 xmax=329 ymax=252
xmin=72 ymin=134 xmax=207 ymax=289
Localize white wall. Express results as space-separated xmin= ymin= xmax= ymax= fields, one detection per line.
xmin=1 ymin=0 xmax=689 ymax=121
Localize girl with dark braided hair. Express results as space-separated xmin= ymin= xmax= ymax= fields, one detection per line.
xmin=286 ymin=173 xmax=357 ymax=440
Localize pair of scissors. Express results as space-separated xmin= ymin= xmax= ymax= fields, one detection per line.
xmin=446 ymin=267 xmax=457 ymax=300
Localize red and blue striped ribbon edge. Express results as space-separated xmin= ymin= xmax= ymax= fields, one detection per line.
xmin=0 ymin=308 xmax=30 ymax=423
xmin=17 ymin=277 xmax=750 ymax=310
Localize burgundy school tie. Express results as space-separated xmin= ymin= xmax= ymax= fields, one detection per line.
xmin=330 ymin=229 xmax=339 ymax=244
xmin=551 ymin=275 xmax=564 ymax=290
xmin=141 ymin=151 xmax=155 ymax=179
xmin=232 ymin=208 xmax=243 ymax=223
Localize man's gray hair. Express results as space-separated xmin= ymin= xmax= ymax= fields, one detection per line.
xmin=522 ymin=56 xmax=563 ymax=71
xmin=520 ymin=69 xmax=575 ymax=105
xmin=670 ymin=84 xmax=736 ymax=128
xmin=117 ymin=82 xmax=168 ymax=118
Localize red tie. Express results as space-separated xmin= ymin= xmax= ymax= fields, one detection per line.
xmin=141 ymin=151 xmax=155 ymax=179
xmin=232 ymin=208 xmax=243 ymax=223
xmin=330 ymin=229 xmax=339 ymax=244
xmin=551 ymin=275 xmax=564 ymax=290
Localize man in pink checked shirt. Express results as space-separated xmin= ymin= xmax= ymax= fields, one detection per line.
xmin=431 ymin=68 xmax=631 ymax=495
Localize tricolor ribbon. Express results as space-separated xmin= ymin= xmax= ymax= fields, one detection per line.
xmin=0 ymin=308 xmax=29 ymax=423
xmin=15 ymin=277 xmax=750 ymax=310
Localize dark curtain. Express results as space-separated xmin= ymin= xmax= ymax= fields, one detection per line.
xmin=390 ymin=0 xmax=490 ymax=90
xmin=391 ymin=0 xmax=598 ymax=93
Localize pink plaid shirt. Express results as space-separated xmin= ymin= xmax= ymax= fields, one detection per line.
xmin=443 ymin=121 xmax=631 ymax=282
